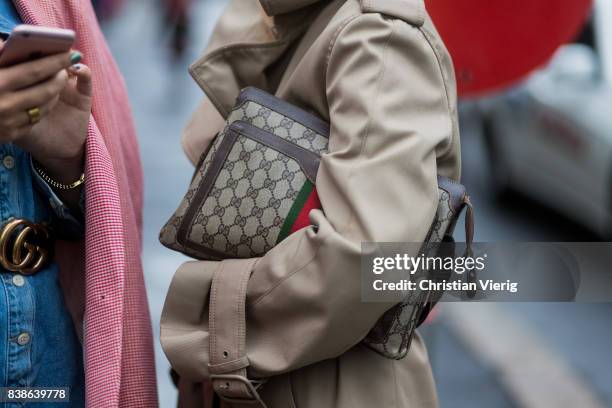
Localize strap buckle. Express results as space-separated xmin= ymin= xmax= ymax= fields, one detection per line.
xmin=210 ymin=374 xmax=268 ymax=407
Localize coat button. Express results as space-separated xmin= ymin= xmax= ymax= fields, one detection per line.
xmin=12 ymin=275 xmax=25 ymax=287
xmin=17 ymin=332 xmax=31 ymax=346
xmin=2 ymin=155 xmax=15 ymax=169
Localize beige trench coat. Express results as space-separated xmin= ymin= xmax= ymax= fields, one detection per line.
xmin=161 ymin=0 xmax=461 ymax=407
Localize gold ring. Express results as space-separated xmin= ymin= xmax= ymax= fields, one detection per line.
xmin=26 ymin=107 xmax=41 ymax=124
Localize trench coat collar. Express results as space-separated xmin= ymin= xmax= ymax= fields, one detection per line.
xmin=190 ymin=1 xmax=325 ymax=118
xmin=259 ymin=0 xmax=324 ymax=16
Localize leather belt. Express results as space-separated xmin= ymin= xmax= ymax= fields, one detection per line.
xmin=0 ymin=218 xmax=54 ymax=275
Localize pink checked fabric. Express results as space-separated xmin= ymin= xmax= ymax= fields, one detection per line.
xmin=13 ymin=1 xmax=158 ymax=407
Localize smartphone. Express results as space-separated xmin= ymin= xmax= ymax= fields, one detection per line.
xmin=0 ymin=25 xmax=75 ymax=68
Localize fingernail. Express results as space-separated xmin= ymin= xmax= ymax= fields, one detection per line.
xmin=70 ymin=51 xmax=82 ymax=64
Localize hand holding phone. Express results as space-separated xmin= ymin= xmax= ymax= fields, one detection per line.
xmin=0 ymin=24 xmax=90 ymax=209
xmin=0 ymin=24 xmax=78 ymax=140
xmin=0 ymin=24 xmax=80 ymax=144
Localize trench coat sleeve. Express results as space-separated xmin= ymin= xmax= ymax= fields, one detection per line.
xmin=162 ymin=13 xmax=455 ymax=380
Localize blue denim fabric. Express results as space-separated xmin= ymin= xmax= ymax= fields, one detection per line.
xmin=0 ymin=2 xmax=85 ymax=407
xmin=0 ymin=147 xmax=86 ymax=408
xmin=0 ymin=0 xmax=18 ymax=37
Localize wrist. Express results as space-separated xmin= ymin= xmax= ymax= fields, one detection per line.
xmin=32 ymin=153 xmax=85 ymax=212
xmin=33 ymin=150 xmax=85 ymax=186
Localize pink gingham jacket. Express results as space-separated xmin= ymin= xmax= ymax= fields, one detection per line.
xmin=13 ymin=1 xmax=158 ymax=406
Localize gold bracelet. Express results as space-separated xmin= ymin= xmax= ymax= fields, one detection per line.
xmin=33 ymin=161 xmax=85 ymax=190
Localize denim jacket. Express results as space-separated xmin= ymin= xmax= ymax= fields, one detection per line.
xmin=0 ymin=2 xmax=85 ymax=406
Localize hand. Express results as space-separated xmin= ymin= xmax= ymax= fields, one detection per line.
xmin=18 ymin=62 xmax=93 ymax=185
xmin=0 ymin=42 xmax=91 ymax=209
xmin=0 ymin=46 xmax=74 ymax=143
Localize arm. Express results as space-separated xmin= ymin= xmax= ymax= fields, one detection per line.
xmin=0 ymin=42 xmax=92 ymax=228
xmin=22 ymin=62 xmax=92 ymax=213
xmin=162 ymin=13 xmax=455 ymax=381
xmin=27 ymin=62 xmax=91 ymax=239
xmin=244 ymin=14 xmax=454 ymax=376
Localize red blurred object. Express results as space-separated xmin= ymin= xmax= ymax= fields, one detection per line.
xmin=423 ymin=305 xmax=439 ymax=325
xmin=426 ymin=0 xmax=593 ymax=96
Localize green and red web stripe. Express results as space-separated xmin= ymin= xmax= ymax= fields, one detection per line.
xmin=276 ymin=181 xmax=321 ymax=243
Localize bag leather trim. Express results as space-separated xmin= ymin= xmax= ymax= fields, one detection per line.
xmin=237 ymin=87 xmax=330 ymax=138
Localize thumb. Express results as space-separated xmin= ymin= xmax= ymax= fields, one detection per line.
xmin=67 ymin=63 xmax=93 ymax=97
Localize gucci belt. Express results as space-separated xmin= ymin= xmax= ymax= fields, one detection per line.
xmin=0 ymin=218 xmax=54 ymax=275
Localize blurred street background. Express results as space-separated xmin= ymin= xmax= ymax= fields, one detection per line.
xmin=98 ymin=0 xmax=612 ymax=407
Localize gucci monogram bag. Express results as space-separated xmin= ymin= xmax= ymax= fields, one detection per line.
xmin=160 ymin=87 xmax=473 ymax=358
xmin=160 ymin=87 xmax=329 ymax=260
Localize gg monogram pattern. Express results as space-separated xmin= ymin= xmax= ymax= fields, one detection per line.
xmin=226 ymin=100 xmax=328 ymax=155
xmin=160 ymin=89 xmax=328 ymax=260
xmin=427 ymin=189 xmax=454 ymax=243
xmin=189 ymin=134 xmax=309 ymax=258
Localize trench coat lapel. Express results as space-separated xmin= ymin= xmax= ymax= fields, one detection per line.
xmin=189 ymin=3 xmax=321 ymax=118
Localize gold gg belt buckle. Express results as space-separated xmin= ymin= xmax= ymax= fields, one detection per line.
xmin=0 ymin=218 xmax=54 ymax=275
